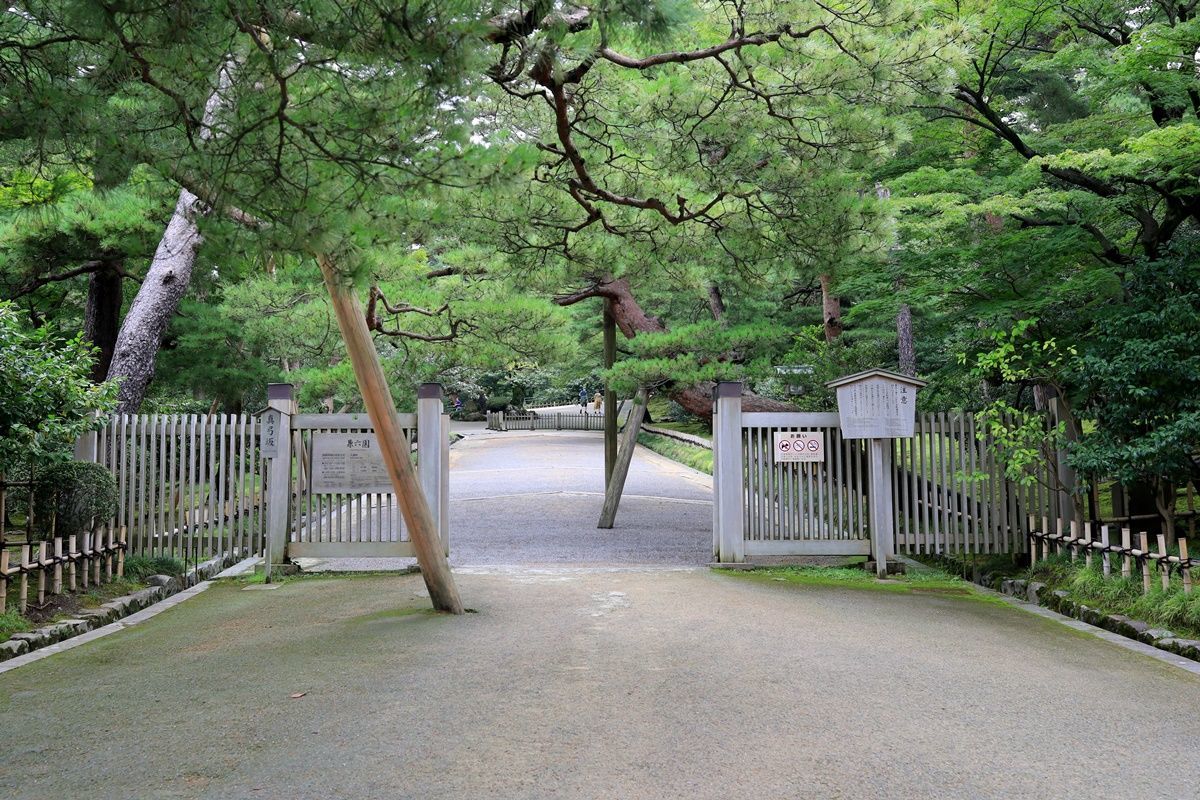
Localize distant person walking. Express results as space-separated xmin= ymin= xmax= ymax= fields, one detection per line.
xmin=593 ymin=391 xmax=602 ymax=411
xmin=579 ymin=386 xmax=588 ymax=409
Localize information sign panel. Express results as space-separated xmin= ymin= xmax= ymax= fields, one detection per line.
xmin=773 ymin=431 xmax=825 ymax=463
xmin=310 ymin=432 xmax=394 ymax=494
xmin=834 ymin=377 xmax=917 ymax=439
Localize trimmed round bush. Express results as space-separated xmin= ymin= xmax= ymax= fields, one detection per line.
xmin=31 ymin=461 xmax=118 ymax=541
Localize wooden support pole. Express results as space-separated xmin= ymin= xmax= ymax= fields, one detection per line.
xmin=1180 ymin=539 xmax=1192 ymax=594
xmin=603 ymin=300 xmax=617 ymax=487
xmin=1140 ymin=532 xmax=1151 ymax=594
xmin=1121 ymin=528 xmax=1131 ymax=579
xmin=598 ymin=388 xmax=649 ymax=529
xmin=0 ymin=549 xmax=7 ymax=613
xmin=1042 ymin=515 xmax=1051 ymax=561
xmin=118 ymin=528 xmax=126 ymax=578
xmin=1158 ymin=533 xmax=1170 ymax=591
xmin=318 ymin=254 xmax=463 ymax=614
xmin=1083 ymin=522 xmax=1092 ymax=569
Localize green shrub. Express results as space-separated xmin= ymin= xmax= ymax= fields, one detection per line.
xmin=124 ymin=554 xmax=186 ymax=580
xmin=31 ymin=461 xmax=117 ymax=541
xmin=0 ymin=609 xmax=32 ymax=642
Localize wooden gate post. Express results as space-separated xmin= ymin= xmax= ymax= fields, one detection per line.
xmin=869 ymin=438 xmax=895 ymax=578
xmin=418 ymin=384 xmax=449 ymax=556
xmin=73 ymin=410 xmax=100 ymax=462
xmin=263 ymin=384 xmax=293 ymax=579
xmin=713 ymin=382 xmax=745 ymax=563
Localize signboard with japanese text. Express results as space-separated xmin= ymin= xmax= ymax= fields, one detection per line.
xmin=773 ymin=431 xmax=825 ymax=463
xmin=834 ymin=376 xmax=918 ymax=439
xmin=260 ymin=409 xmax=281 ymax=457
xmin=310 ymin=432 xmax=394 ymax=494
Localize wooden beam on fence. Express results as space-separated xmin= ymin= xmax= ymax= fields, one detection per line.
xmin=318 ymin=253 xmax=463 ymax=615
xmin=597 ymin=388 xmax=648 ymax=529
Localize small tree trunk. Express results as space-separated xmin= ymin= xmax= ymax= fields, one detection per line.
xmin=317 ymin=254 xmax=463 ymax=614
xmin=820 ymin=273 xmax=843 ymax=342
xmin=897 ymin=302 xmax=915 ymax=376
xmin=84 ymin=260 xmax=124 ymax=383
xmin=707 ymin=283 xmax=727 ymax=325
xmin=106 ymin=191 xmax=204 ymax=412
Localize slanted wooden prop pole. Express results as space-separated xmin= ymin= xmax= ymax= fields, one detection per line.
xmin=603 ymin=300 xmax=617 ymax=486
xmin=598 ymin=387 xmax=648 ymax=529
xmin=318 ymin=254 xmax=463 ymax=614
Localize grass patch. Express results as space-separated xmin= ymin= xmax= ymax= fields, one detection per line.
xmin=717 ymin=564 xmax=999 ymax=601
xmin=1026 ymin=554 xmax=1200 ymax=638
xmin=0 ymin=610 xmax=32 ymax=641
xmin=637 ymin=432 xmax=713 ymax=474
xmin=124 ymin=554 xmax=187 ymax=581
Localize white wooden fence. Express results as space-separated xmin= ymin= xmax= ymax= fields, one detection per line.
xmin=487 ymin=410 xmax=608 ymax=431
xmin=713 ymin=385 xmax=1056 ymax=562
xmin=78 ymin=414 xmax=264 ymax=563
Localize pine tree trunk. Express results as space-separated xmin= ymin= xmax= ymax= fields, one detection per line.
xmin=820 ymin=273 xmax=843 ymax=342
xmin=897 ymin=302 xmax=915 ymax=376
xmin=84 ymin=260 xmax=124 ymax=383
xmin=106 ymin=190 xmax=204 ymax=412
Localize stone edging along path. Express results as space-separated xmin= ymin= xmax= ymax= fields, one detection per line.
xmin=997 ymin=578 xmax=1200 ymax=664
xmin=0 ymin=552 xmax=239 ymax=664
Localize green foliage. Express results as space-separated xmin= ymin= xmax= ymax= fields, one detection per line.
xmin=1069 ymin=249 xmax=1200 ymax=490
xmin=31 ymin=461 xmax=118 ymax=540
xmin=0 ymin=609 xmax=32 ymax=642
xmin=0 ymin=302 xmax=116 ymax=475
xmin=123 ymin=555 xmax=186 ymax=581
xmin=637 ymin=432 xmax=712 ymax=475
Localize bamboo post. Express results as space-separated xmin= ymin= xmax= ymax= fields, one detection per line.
xmin=80 ymin=532 xmax=89 ymax=590
xmin=118 ymin=528 xmax=126 ymax=577
xmin=1121 ymin=528 xmax=1131 ymax=579
xmin=1042 ymin=515 xmax=1051 ymax=561
xmin=93 ymin=530 xmax=101 ymax=586
xmin=1055 ymin=517 xmax=1064 ymax=557
xmin=53 ymin=537 xmax=63 ymax=594
xmin=597 ymin=387 xmax=649 ymax=529
xmin=318 ymin=253 xmax=462 ymax=614
xmin=68 ymin=534 xmax=77 ymax=591
xmin=1140 ymin=532 xmax=1151 ymax=594
xmin=37 ymin=542 xmax=46 ymax=605
xmin=1181 ymin=539 xmax=1192 ymax=594
xmin=1157 ymin=533 xmax=1170 ymax=591
xmin=1083 ymin=522 xmax=1092 ymax=569
xmin=0 ymin=549 xmax=7 ymax=612
xmin=1028 ymin=515 xmax=1038 ymax=562
xmin=19 ymin=544 xmax=29 ymax=613
xmin=1100 ymin=525 xmax=1111 ymax=577
xmin=1069 ymin=519 xmax=1079 ymax=561
xmin=105 ymin=527 xmax=114 ymax=580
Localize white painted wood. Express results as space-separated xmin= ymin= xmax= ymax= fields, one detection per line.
xmin=742 ymin=411 xmax=840 ymax=428
xmin=293 ymin=413 xmax=417 ymax=429
xmin=418 ymin=386 xmax=446 ymax=551
xmin=265 ymin=397 xmax=293 ymax=567
xmin=713 ymin=383 xmax=745 ymax=562
xmin=744 ymin=539 xmax=872 ymax=556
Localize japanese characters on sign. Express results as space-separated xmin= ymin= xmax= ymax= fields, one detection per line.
xmin=834 ymin=376 xmax=917 ymax=439
xmin=260 ymin=409 xmax=281 ymax=457
xmin=310 ymin=432 xmax=394 ymax=494
xmin=773 ymin=431 xmax=825 ymax=463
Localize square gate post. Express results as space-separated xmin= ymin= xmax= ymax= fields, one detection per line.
xmin=713 ymin=382 xmax=745 ymax=563
xmin=264 ymin=383 xmax=294 ymax=576
xmin=418 ymin=383 xmax=448 ymax=555
xmin=868 ymin=438 xmax=895 ymax=578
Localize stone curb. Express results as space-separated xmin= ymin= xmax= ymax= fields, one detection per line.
xmin=641 ymin=425 xmax=712 ymax=450
xmin=995 ymin=578 xmax=1200 ymax=665
xmin=0 ymin=551 xmax=239 ymax=666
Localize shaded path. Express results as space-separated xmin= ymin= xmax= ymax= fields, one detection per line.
xmin=447 ymin=430 xmax=711 ymax=567
xmin=3 ymin=571 xmax=1200 ymax=800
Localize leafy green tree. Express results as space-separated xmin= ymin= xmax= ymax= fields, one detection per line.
xmin=0 ymin=301 xmax=116 ymax=477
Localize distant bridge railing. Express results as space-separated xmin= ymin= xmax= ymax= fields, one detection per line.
xmin=486 ymin=409 xmax=608 ymax=432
